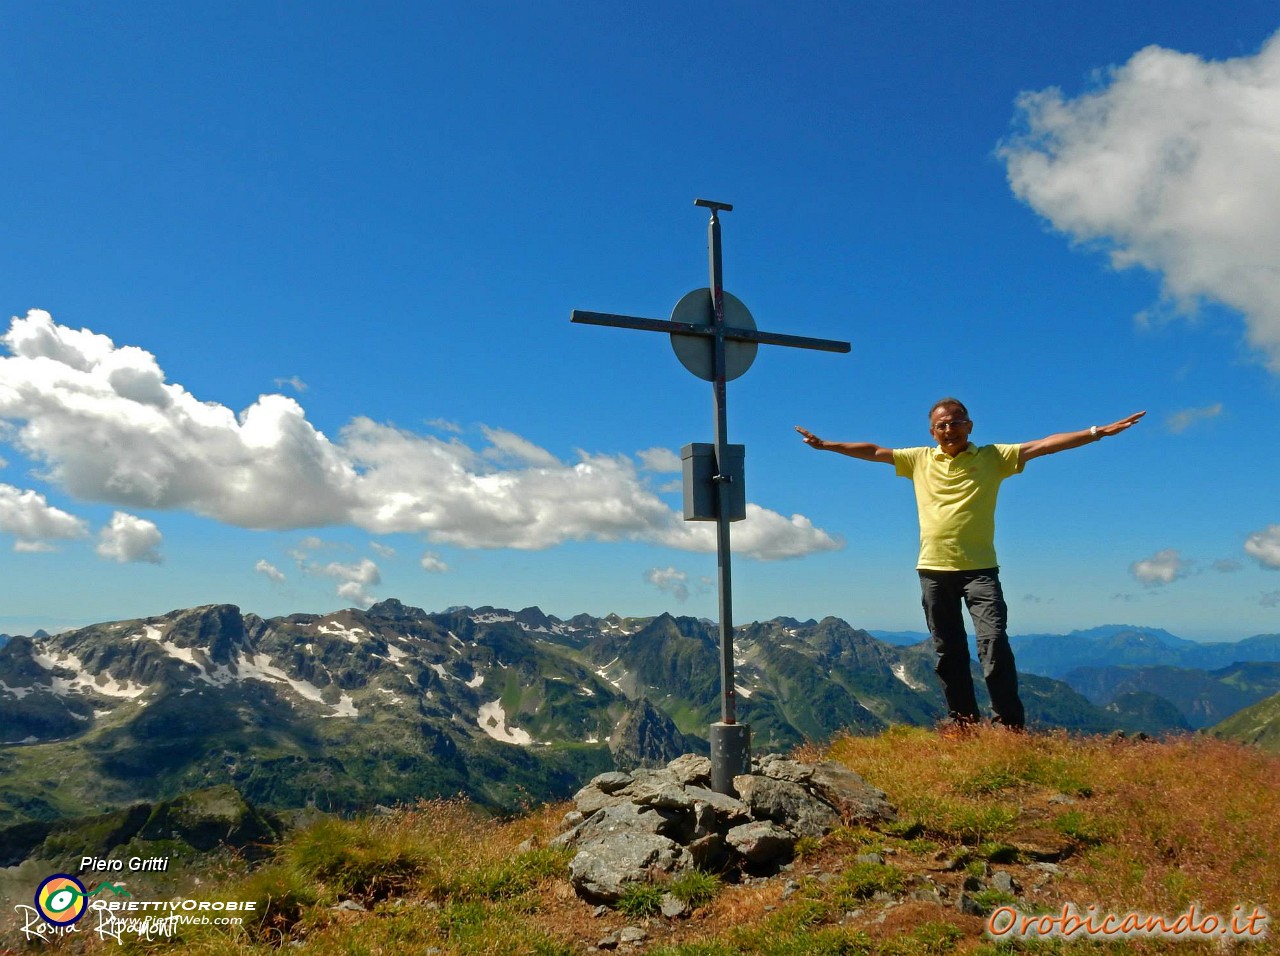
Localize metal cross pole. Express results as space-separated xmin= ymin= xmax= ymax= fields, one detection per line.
xmin=571 ymin=199 xmax=850 ymax=794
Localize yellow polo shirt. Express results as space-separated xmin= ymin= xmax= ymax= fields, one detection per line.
xmin=892 ymin=443 xmax=1023 ymax=571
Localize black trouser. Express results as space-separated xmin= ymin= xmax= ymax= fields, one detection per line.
xmin=918 ymin=568 xmax=1025 ymax=729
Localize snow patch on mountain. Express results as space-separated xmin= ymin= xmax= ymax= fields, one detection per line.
xmin=891 ymin=663 xmax=925 ymax=691
xmin=235 ymin=652 xmax=357 ymax=717
xmin=51 ymin=672 xmax=148 ymax=699
xmin=33 ymin=649 xmax=85 ymax=673
xmin=477 ymin=699 xmax=531 ymax=745
xmin=317 ymin=622 xmax=369 ymax=644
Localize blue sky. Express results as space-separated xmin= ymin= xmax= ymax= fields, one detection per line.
xmin=3 ymin=2 xmax=1279 ymax=640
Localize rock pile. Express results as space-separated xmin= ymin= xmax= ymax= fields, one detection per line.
xmin=553 ymin=753 xmax=897 ymax=904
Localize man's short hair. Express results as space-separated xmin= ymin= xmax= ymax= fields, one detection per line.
xmin=929 ymin=397 xmax=969 ymax=421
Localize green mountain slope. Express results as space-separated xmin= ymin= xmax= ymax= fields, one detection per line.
xmin=0 ymin=599 xmax=1206 ymax=830
xmin=1208 ymin=690 xmax=1280 ymax=750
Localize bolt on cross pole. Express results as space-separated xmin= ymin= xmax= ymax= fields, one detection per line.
xmin=570 ymin=200 xmax=850 ymax=794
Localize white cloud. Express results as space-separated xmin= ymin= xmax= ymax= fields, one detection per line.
xmin=1000 ymin=32 xmax=1280 ymax=371
xmin=0 ymin=311 xmax=842 ymax=561
xmin=644 ymin=566 xmax=690 ymax=602
xmin=369 ymin=542 xmax=397 ymax=558
xmin=15 ymin=540 xmax=56 ymax=553
xmin=97 ymin=512 xmax=163 ymax=564
xmin=0 ymin=311 xmax=357 ymax=529
xmin=480 ymin=426 xmax=562 ymax=468
xmin=289 ymin=535 xmax=335 ymax=562
xmin=655 ymin=504 xmax=842 ymax=561
xmin=336 ymin=582 xmax=374 ymax=606
xmin=313 ymin=557 xmax=381 ymax=607
xmin=727 ymin=506 xmax=842 ymax=561
xmin=0 ymin=483 xmax=89 ymax=551
xmin=1165 ymin=403 xmax=1223 ymax=434
xmin=1129 ymin=548 xmax=1192 ymax=586
xmin=1244 ymin=525 xmax=1280 ymax=569
xmin=637 ymin=447 xmax=681 ymax=473
xmin=420 ymin=551 xmax=449 ymax=573
xmin=318 ymin=558 xmax=381 ymax=585
xmin=274 ymin=375 xmax=307 ymax=393
xmin=255 ymin=559 xmax=287 ymax=584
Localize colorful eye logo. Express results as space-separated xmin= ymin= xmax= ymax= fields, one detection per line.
xmin=35 ymin=874 xmax=89 ymax=925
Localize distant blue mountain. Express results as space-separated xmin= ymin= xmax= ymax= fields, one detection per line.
xmin=866 ymin=630 xmax=929 ymax=647
xmin=1063 ymin=624 xmax=1201 ymax=650
xmin=1010 ymin=626 xmax=1280 ymax=679
xmin=1064 ymin=661 xmax=1280 ymax=730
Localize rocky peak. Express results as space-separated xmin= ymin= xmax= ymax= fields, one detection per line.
xmin=162 ymin=605 xmax=255 ymax=665
xmin=514 ymin=606 xmax=555 ymax=630
xmin=365 ymin=598 xmax=428 ymax=622
xmin=609 ymin=697 xmax=703 ymax=770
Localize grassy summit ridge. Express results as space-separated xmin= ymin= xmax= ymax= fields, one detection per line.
xmin=10 ymin=727 xmax=1275 ymax=955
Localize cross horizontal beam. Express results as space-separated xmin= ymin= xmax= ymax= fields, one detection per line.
xmin=570 ymin=310 xmax=851 ymax=354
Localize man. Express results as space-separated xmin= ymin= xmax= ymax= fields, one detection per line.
xmin=795 ymin=399 xmax=1144 ymax=732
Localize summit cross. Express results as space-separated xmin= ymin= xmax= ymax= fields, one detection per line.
xmin=571 ymin=199 xmax=851 ymax=794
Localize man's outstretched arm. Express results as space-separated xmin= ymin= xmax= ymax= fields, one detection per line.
xmin=795 ymin=426 xmax=895 ymax=464
xmin=1018 ymin=411 xmax=1146 ymax=464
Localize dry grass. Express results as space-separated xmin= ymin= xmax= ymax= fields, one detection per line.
xmin=828 ymin=727 xmax=1280 ymax=916
xmin=9 ymin=730 xmax=1278 ymax=955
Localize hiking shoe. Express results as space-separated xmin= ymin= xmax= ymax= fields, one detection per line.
xmin=937 ymin=717 xmax=978 ymax=739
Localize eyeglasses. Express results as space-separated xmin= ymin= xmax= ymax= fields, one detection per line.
xmin=933 ymin=420 xmax=970 ymax=430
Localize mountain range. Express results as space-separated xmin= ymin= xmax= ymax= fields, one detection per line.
xmin=2 ymin=602 xmax=1277 ymax=833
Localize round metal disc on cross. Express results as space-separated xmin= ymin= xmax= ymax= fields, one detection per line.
xmin=669 ymin=288 xmax=759 ymax=381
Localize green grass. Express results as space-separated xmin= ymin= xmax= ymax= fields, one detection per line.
xmin=668 ymin=869 xmax=722 ymax=908
xmin=616 ymin=882 xmax=666 ymax=918
xmin=828 ymin=861 xmax=907 ymax=907
xmin=11 ymin=728 xmax=1277 ymax=956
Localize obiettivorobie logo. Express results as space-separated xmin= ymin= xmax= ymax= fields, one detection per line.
xmin=15 ymin=872 xmax=257 ymax=944
xmin=33 ymin=874 xmax=131 ymax=925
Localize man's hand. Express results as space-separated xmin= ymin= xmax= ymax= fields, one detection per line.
xmin=795 ymin=426 xmax=825 ymax=450
xmin=1019 ymin=410 xmax=1147 ymax=463
xmin=795 ymin=427 xmax=895 ymax=463
xmin=1097 ymin=410 xmax=1146 ymax=437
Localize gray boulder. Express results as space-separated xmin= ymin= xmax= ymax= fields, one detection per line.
xmin=569 ymin=832 xmax=691 ymax=901
xmin=725 ymin=820 xmax=797 ymax=865
xmin=733 ymin=774 xmax=840 ymax=838
xmin=557 ymin=751 xmax=899 ymax=905
xmin=620 ymin=769 xmax=696 ymax=811
xmin=554 ymin=800 xmax=689 ymax=848
xmin=667 ymin=753 xmax=712 ymax=786
xmin=755 ymin=755 xmax=814 ymax=784
xmin=685 ymin=785 xmax=751 ymax=830
xmin=806 ymin=761 xmax=896 ymax=824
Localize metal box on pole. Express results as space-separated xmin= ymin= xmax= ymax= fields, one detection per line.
xmin=681 ymin=443 xmax=745 ymax=522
